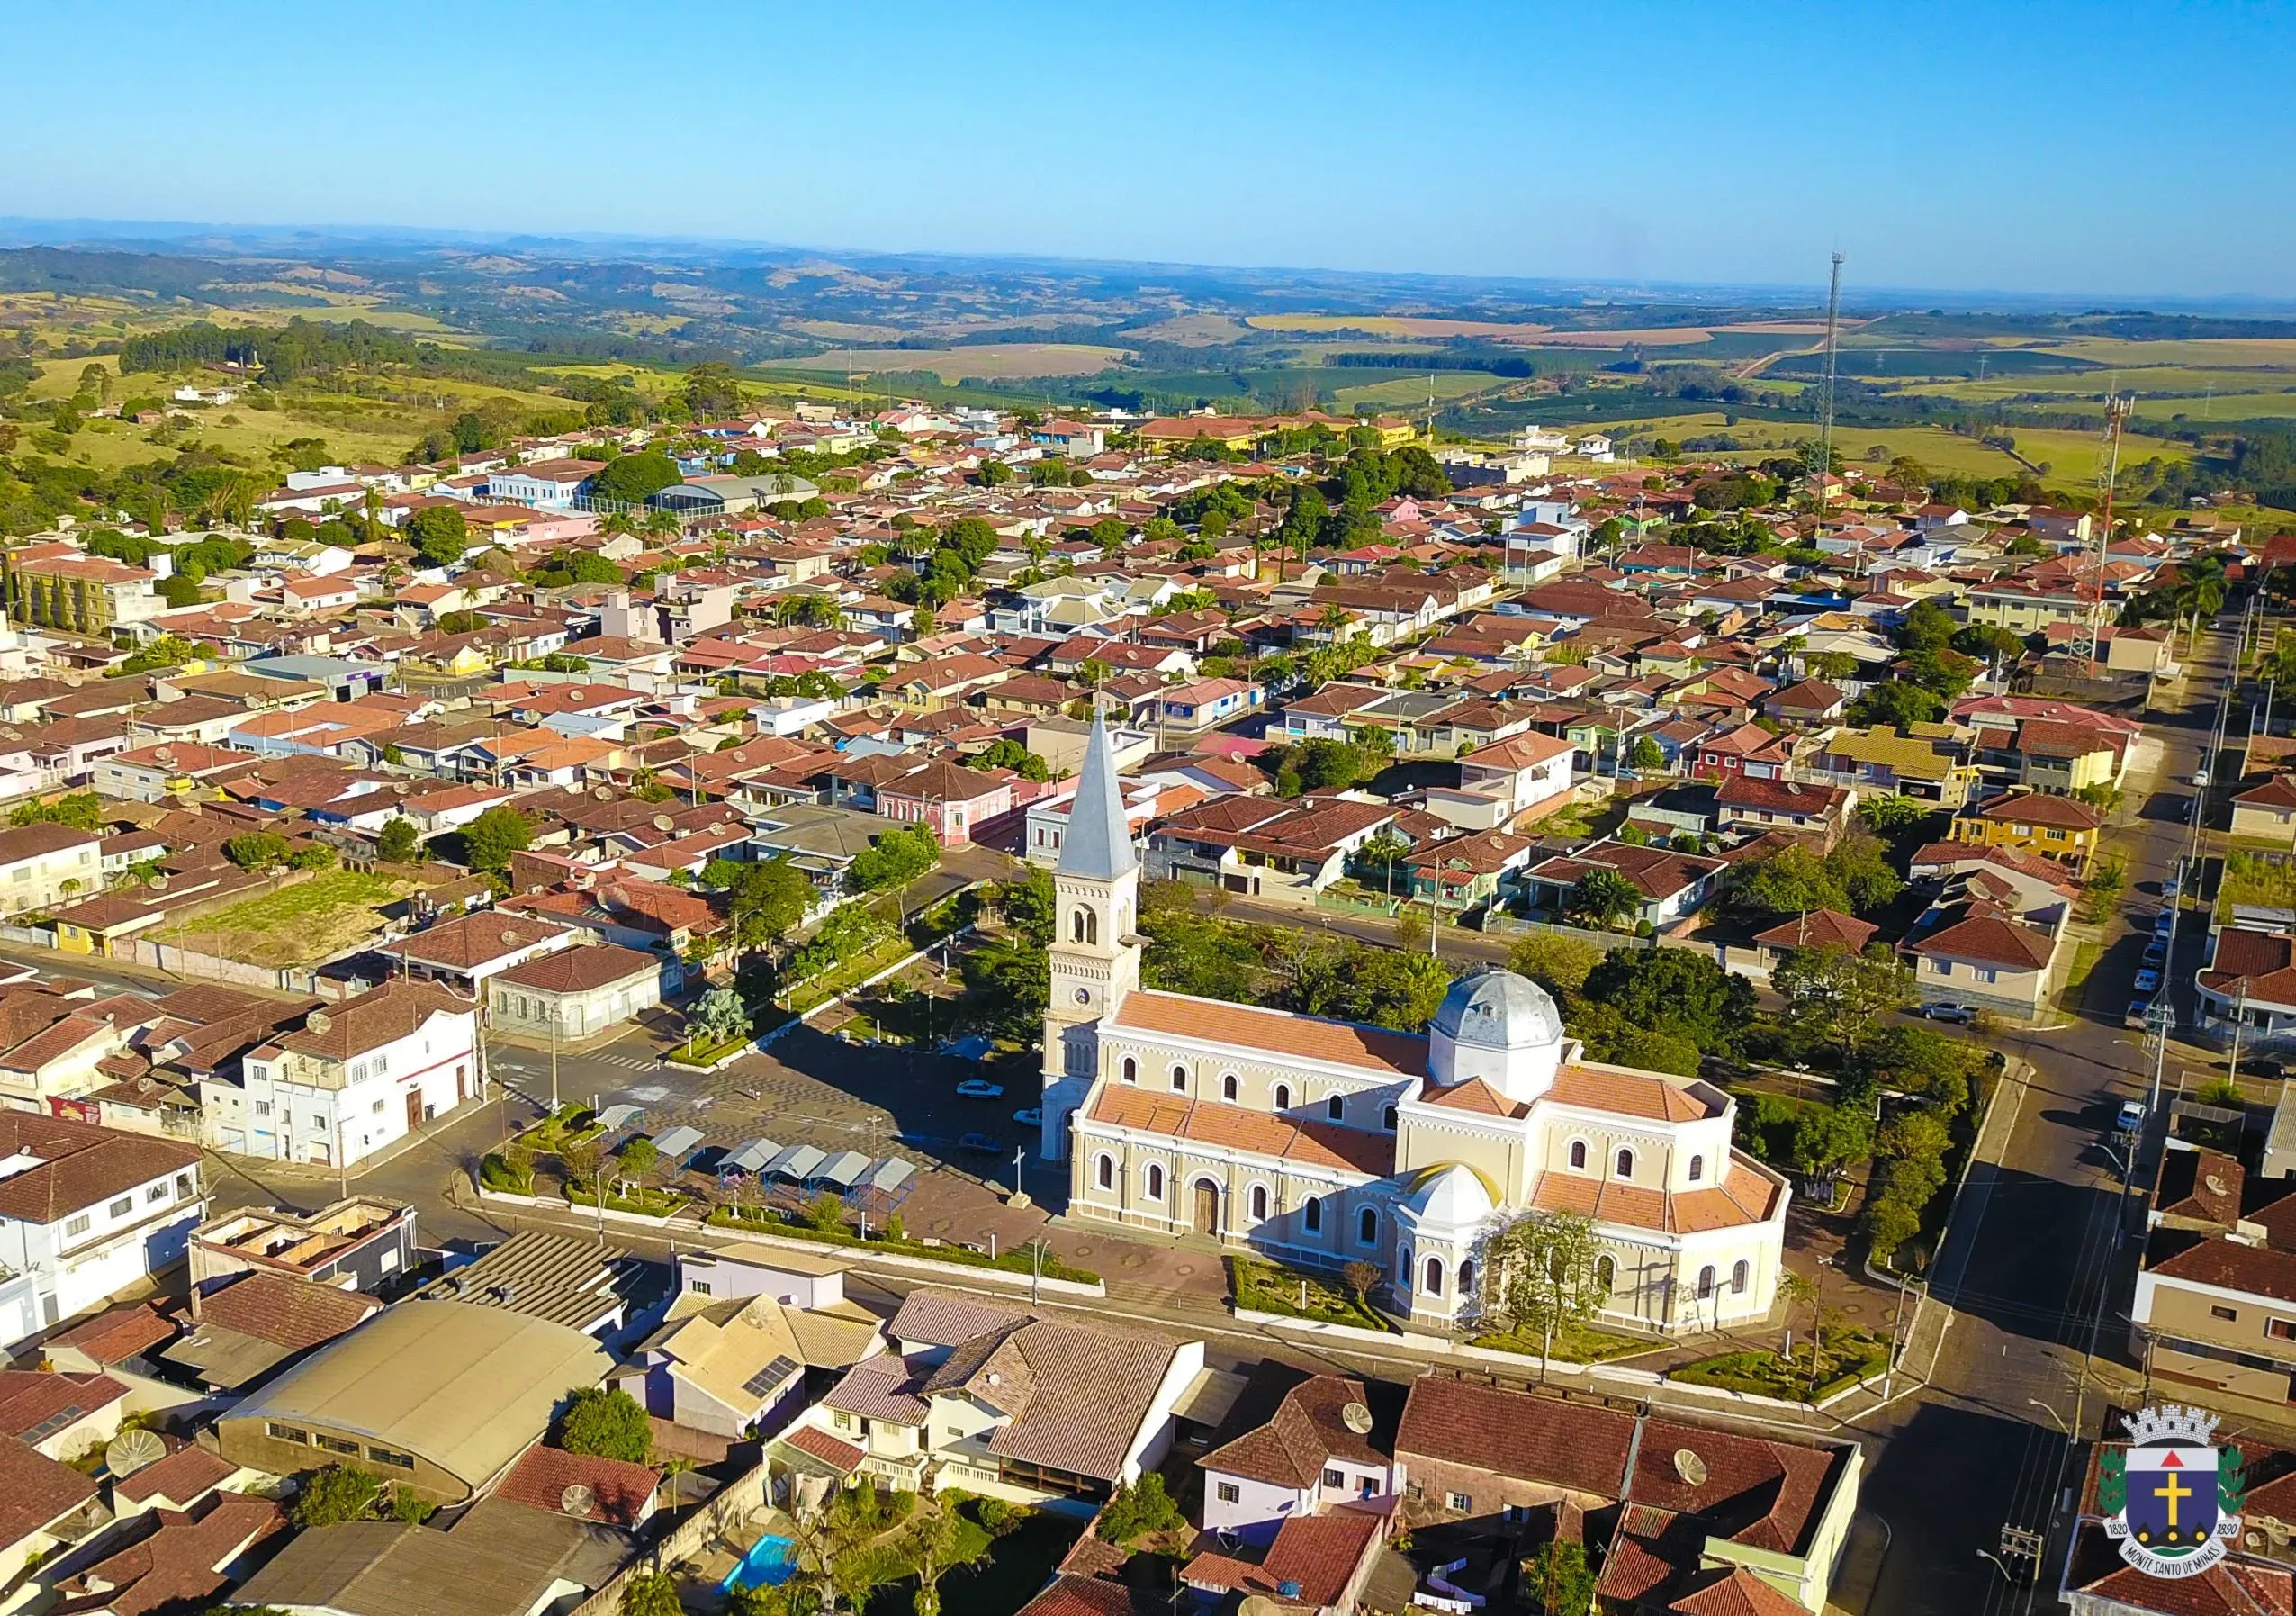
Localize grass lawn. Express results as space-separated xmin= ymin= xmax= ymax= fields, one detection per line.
xmin=861 ymin=1500 xmax=1082 ymax=1616
xmin=1229 ymin=1256 xmax=1391 ymax=1332
xmin=1669 ymin=1328 xmax=1890 ymax=1402
xmin=170 ymin=870 xmax=412 ymax=967
xmin=1471 ymin=1320 xmax=1657 ymax=1364
xmin=777 ymin=343 xmax=1133 ymax=381
xmin=2060 ymin=940 xmax=2105 ymax=1005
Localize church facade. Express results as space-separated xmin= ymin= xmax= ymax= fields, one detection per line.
xmin=1040 ymin=716 xmax=1789 ymax=1335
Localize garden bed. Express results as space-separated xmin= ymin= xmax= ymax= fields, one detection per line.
xmin=1667 ymin=1328 xmax=1890 ymax=1403
xmin=665 ymin=1030 xmax=754 ymax=1068
xmin=564 ymin=1186 xmax=687 ymax=1219
xmin=705 ymin=1206 xmax=1099 ymax=1284
xmin=1228 ymin=1256 xmax=1391 ymax=1332
xmin=1469 ymin=1322 xmax=1657 ymax=1365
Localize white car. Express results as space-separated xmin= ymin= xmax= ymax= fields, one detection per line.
xmin=955 ymin=1079 xmax=1004 ymax=1100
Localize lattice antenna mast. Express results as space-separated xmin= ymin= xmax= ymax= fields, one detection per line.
xmin=2075 ymin=394 xmax=2134 ymax=676
xmin=1815 ymin=252 xmax=1845 ymax=501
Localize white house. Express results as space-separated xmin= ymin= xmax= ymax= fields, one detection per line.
xmin=0 ymin=824 xmax=103 ymax=916
xmin=487 ymin=458 xmax=606 ymax=509
xmin=203 ymin=980 xmax=480 ymax=1169
xmin=0 ymin=1114 xmax=203 ymax=1348
xmin=1199 ymin=1364 xmax=1400 ymax=1545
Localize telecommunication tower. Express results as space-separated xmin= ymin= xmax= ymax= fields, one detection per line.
xmin=1815 ymin=252 xmax=1845 ymax=496
xmin=2072 ymin=394 xmax=2135 ymax=675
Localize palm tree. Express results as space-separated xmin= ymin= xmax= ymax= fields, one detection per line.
xmin=658 ymin=1454 xmax=696 ymax=1507
xmin=645 ymin=509 xmax=682 ymax=542
xmin=600 ymin=510 xmax=641 ymax=539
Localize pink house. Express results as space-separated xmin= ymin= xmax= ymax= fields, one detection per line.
xmin=876 ymin=759 xmax=1017 ymax=844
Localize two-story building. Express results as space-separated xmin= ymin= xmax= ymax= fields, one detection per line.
xmin=203 ymin=981 xmax=479 ymax=1169
xmin=0 ymin=1114 xmax=203 ymax=1348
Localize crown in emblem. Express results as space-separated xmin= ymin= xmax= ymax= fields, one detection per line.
xmin=2122 ymin=1404 xmax=2221 ymax=1447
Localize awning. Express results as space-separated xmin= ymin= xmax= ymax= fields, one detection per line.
xmin=766 ymin=1143 xmax=826 ymax=1183
xmin=721 ymin=1138 xmax=781 ymax=1176
xmin=815 ymin=1150 xmax=871 ymax=1189
xmin=653 ymin=1125 xmax=705 ymax=1161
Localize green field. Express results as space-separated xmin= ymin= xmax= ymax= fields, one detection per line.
xmin=172 ymin=871 xmax=414 ymax=967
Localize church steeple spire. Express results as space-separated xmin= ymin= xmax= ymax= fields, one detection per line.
xmin=1058 ymin=708 xmax=1136 ymax=882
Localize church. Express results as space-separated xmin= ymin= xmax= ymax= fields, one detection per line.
xmin=1040 ymin=715 xmax=1790 ymax=1336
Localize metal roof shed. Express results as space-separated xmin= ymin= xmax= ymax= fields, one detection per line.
xmin=596 ymin=1105 xmax=646 ymax=1133
xmin=766 ymin=1143 xmax=826 ymax=1183
xmin=864 ymin=1158 xmax=916 ymax=1197
xmin=815 ymin=1151 xmax=871 ymax=1190
xmin=652 ymin=1126 xmax=706 ymax=1166
xmin=721 ymin=1138 xmax=781 ymax=1177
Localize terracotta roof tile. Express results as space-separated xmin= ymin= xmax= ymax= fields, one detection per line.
xmin=195 ymin=1271 xmax=381 ymax=1351
xmin=1111 ymin=989 xmax=1425 ymax=1077
xmin=1395 ymin=1377 xmax=1634 ymax=1496
xmin=493 ymin=1442 xmax=660 ymax=1526
xmin=1088 ymin=1086 xmax=1395 ymax=1178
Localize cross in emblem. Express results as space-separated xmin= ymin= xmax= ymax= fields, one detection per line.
xmin=2156 ymin=1472 xmax=2192 ymax=1528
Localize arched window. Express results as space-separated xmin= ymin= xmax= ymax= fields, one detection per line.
xmin=1249 ymin=1184 xmax=1269 ymax=1222
xmin=1382 ymin=1104 xmax=1399 ymax=1132
xmin=1424 ymin=1255 xmax=1445 ymax=1297
xmin=1221 ymin=1073 xmax=1239 ymax=1102
xmin=1094 ymin=1154 xmax=1113 ymax=1191
xmin=1569 ymin=1139 xmax=1587 ymax=1170
xmin=1697 ymin=1264 xmax=1715 ymax=1300
xmin=1688 ymin=1154 xmax=1705 ymax=1184
xmin=1358 ymin=1206 xmax=1379 ymax=1246
xmin=1121 ymin=1056 xmax=1137 ymax=1084
xmin=1327 ymin=1095 xmax=1345 ymax=1123
xmin=1303 ymin=1196 xmax=1323 ymax=1234
xmin=1071 ymin=907 xmax=1096 ymax=945
xmin=1145 ymin=1163 xmax=1165 ymax=1201
xmin=1731 ymin=1259 xmax=1749 ymax=1296
xmin=1596 ymin=1255 xmax=1616 ymax=1293
xmin=1273 ymin=1083 xmax=1292 ymax=1112
xmin=1171 ymin=1064 xmax=1188 ymax=1092
xmin=1615 ymin=1147 xmax=1635 ymax=1179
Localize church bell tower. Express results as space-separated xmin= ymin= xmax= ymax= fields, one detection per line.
xmin=1040 ymin=710 xmax=1139 ymax=1161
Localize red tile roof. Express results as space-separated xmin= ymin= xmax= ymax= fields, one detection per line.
xmin=1088 ymin=1086 xmax=1396 ymax=1178
xmin=493 ymin=1442 xmax=660 ymax=1526
xmin=1396 ymin=1377 xmax=1635 ymax=1496
xmin=1111 ymin=989 xmax=1426 ymax=1078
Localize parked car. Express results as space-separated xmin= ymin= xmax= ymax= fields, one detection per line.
xmin=2141 ymin=939 xmax=2168 ymax=969
xmin=2125 ymin=998 xmax=2155 ymax=1029
xmin=2134 ymin=968 xmax=2161 ymax=995
xmin=2155 ymin=909 xmax=2176 ymax=937
xmin=957 ymin=1132 xmax=1001 ymax=1153
xmin=955 ymin=1079 xmax=1004 ymax=1100
xmin=1013 ymin=1107 xmax=1042 ymax=1128
xmin=2162 ymin=873 xmax=2183 ymax=899
xmin=1922 ymin=1003 xmax=1976 ymax=1025
xmin=2117 ymin=1098 xmax=2146 ymax=1134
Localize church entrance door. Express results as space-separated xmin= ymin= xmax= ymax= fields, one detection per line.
xmin=1192 ymin=1179 xmax=1220 ymax=1236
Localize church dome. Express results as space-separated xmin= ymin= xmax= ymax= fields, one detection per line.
xmin=1430 ymin=968 xmax=1563 ymax=1052
xmin=1404 ymin=1163 xmax=1498 ymax=1230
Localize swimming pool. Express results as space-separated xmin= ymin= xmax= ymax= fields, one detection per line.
xmin=721 ymin=1533 xmax=797 ymax=1593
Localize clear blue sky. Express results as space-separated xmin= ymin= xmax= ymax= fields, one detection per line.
xmin=5 ymin=0 xmax=2291 ymax=302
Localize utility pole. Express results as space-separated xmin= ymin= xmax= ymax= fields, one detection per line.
xmin=2075 ymin=395 xmax=2134 ymax=676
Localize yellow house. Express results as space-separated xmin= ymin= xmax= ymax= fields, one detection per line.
xmin=1949 ymin=789 xmax=2106 ymax=866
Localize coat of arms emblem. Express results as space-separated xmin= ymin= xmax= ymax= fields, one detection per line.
xmin=2101 ymin=1404 xmax=2246 ymax=1578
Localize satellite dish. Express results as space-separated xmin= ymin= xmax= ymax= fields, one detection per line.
xmin=592 ymin=786 xmax=613 ymax=800
xmin=105 ymin=1428 xmax=166 ymax=1478
xmin=500 ymin=929 xmax=522 ymax=948
xmin=154 ymin=746 xmax=176 ymax=767
xmin=559 ymin=1483 xmax=596 ymax=1517
xmin=307 ymin=1010 xmax=333 ymax=1035
xmin=568 ymin=688 xmax=587 ymax=700
xmin=147 ymin=874 xmax=169 ymax=892
xmin=2206 ymin=1174 xmax=2230 ymax=1197
xmin=1341 ymin=1402 xmax=1373 ymax=1436
xmin=652 ymin=814 xmax=674 ymax=833
xmin=1673 ymin=1449 xmax=1708 ymax=1486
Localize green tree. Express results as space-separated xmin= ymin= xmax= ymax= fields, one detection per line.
xmin=728 ymin=859 xmax=815 ymax=950
xmin=1896 ymin=598 xmax=1957 ymax=653
xmin=591 ymin=450 xmax=681 ymax=505
xmin=1731 ymin=845 xmax=1848 ymax=919
xmin=11 ymin=792 xmax=102 ymax=831
xmin=291 ymin=1465 xmax=383 ymax=1528
xmin=463 ymin=806 xmax=533 ymax=873
xmin=223 ymin=833 xmax=292 ymax=871
xmin=1565 ymin=869 xmax=1642 ymax=928
xmin=1627 ymin=734 xmax=1666 ymax=772
xmin=1507 ymin=933 xmax=1602 ymax=996
xmin=375 ymin=817 xmax=419 ymax=863
xmin=1581 ymin=946 xmax=1755 ymax=1058
xmin=1097 ymin=1472 xmax=1184 ymax=1544
xmin=1849 ymin=682 xmax=1948 ymax=727
xmin=1773 ymin=944 xmax=1914 ymax=1058
xmin=998 ymin=864 xmax=1057 ymax=949
xmin=847 ymin=823 xmax=941 ymax=893
xmin=618 ymin=1573 xmax=683 ymax=1616
xmin=403 ymin=505 xmax=468 ymax=568
xmin=555 ymin=1386 xmax=653 ymax=1464
xmin=977 ymin=737 xmax=1050 ymax=781
xmin=1481 ymin=1209 xmax=1607 ymax=1377
xmin=1523 ymin=1539 xmax=1597 ymax=1616
xmin=689 ymin=987 xmax=751 ymax=1046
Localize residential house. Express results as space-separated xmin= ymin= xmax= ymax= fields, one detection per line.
xmin=620 ymin=1265 xmax=882 ymax=1440
xmin=187 ymin=1197 xmax=418 ymax=1293
xmin=0 ymin=824 xmax=103 ymax=916
xmin=2127 ymin=1137 xmax=2296 ymax=1414
xmin=0 ymin=1115 xmax=203 ymax=1350
xmin=1715 ymin=775 xmax=1855 ymax=842
xmin=487 ymin=943 xmax=671 ymax=1043
xmin=385 ymin=911 xmax=577 ymax=995
xmin=1518 ymin=839 xmax=1727 ymax=929
xmin=1949 ymin=790 xmax=2106 ymax=868
xmin=876 ymin=760 xmax=1017 ymax=845
xmin=783 ymin=1286 xmax=1203 ymax=1503
xmin=1197 ymin=1362 xmax=1398 ymax=1544
xmin=1146 ymin=795 xmax=1399 ymax=905
xmin=1810 ymin=724 xmax=1981 ymax=808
